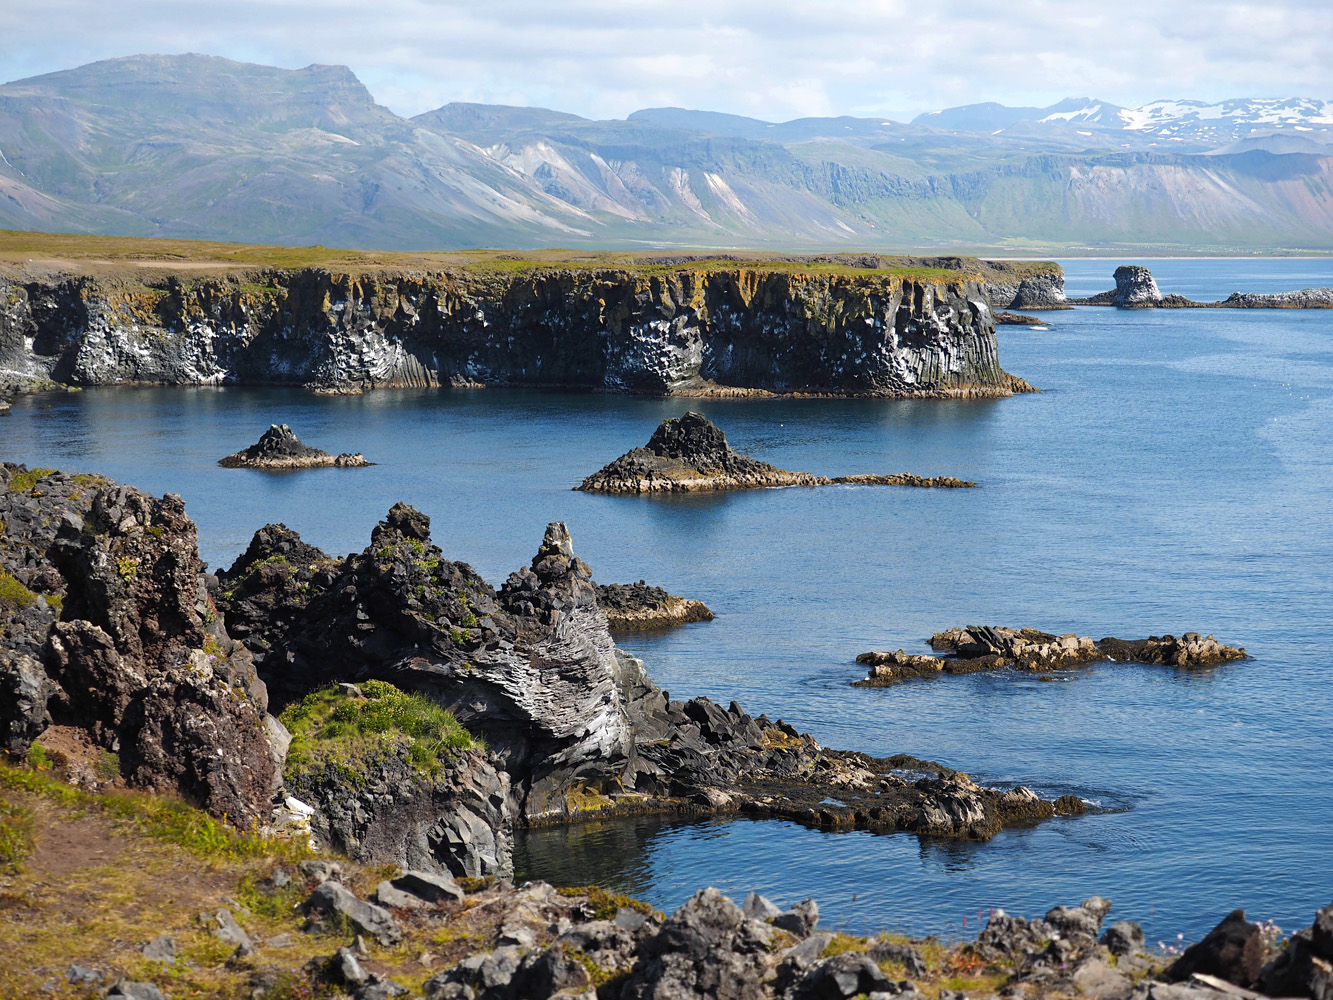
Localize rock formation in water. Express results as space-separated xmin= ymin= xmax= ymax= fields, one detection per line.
xmin=984 ymin=263 xmax=1071 ymax=311
xmin=578 ymin=412 xmax=977 ymax=493
xmin=995 ymin=310 xmax=1047 ymax=325
xmin=1075 ymin=265 xmax=1333 ymax=309
xmin=4 ymin=461 xmax=1089 ymax=880
xmin=595 ymin=581 xmax=714 ymax=630
xmin=0 ymin=262 xmax=1037 ymax=398
xmin=855 ymin=625 xmax=1247 ymax=685
xmin=219 ymin=424 xmax=371 ymax=469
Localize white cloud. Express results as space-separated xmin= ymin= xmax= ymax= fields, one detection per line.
xmin=0 ymin=0 xmax=1330 ymax=121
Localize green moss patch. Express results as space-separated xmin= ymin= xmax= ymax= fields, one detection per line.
xmin=280 ymin=679 xmax=477 ymax=783
xmin=0 ymin=573 xmax=39 ymax=612
xmin=6 ymin=467 xmax=56 ymax=493
xmin=555 ymin=885 xmax=655 ymax=921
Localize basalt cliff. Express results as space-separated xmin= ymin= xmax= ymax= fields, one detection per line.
xmin=0 ymin=258 xmax=1050 ymax=398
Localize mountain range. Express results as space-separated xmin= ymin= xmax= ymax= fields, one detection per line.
xmin=1 ymin=54 xmax=1331 ymax=252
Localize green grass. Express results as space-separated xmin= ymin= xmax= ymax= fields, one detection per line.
xmin=0 ymin=228 xmax=1042 ymax=283
xmin=554 ymin=885 xmax=655 ymax=921
xmin=0 ymin=797 xmax=37 ymax=873
xmin=5 ymin=467 xmax=56 ymax=493
xmin=0 ymin=573 xmax=39 ymax=612
xmin=279 ymin=679 xmax=477 ymax=782
xmin=0 ymin=760 xmax=310 ymax=861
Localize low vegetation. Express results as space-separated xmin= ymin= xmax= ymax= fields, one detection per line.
xmin=0 ymin=572 xmax=40 ymax=612
xmin=5 ymin=467 xmax=56 ymax=493
xmin=0 ymin=229 xmax=1048 ymax=283
xmin=279 ymin=679 xmax=477 ymax=782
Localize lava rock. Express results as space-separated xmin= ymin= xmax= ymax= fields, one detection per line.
xmin=219 ymin=424 xmax=371 ymax=469
xmin=303 ymin=881 xmax=402 ymax=947
xmin=1163 ymin=909 xmax=1264 ymax=988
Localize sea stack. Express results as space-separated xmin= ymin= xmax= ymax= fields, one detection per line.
xmin=577 ymin=412 xmax=975 ymax=494
xmin=219 ymin=424 xmax=372 ymax=469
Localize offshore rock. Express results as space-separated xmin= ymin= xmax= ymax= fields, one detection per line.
xmin=856 ymin=627 xmax=1245 ymax=686
xmin=1075 ymin=265 xmax=1333 ymax=310
xmin=984 ymin=263 xmax=1071 ymax=311
xmin=595 ymin=581 xmax=714 ymax=631
xmin=0 ymin=463 xmax=277 ymax=826
xmin=0 ymin=265 xmax=1033 ymax=398
xmin=578 ymin=413 xmax=976 ymax=493
xmin=219 ymin=424 xmax=370 ymax=469
xmin=217 ymin=505 xmax=1081 ymax=845
xmin=1112 ymin=265 xmax=1164 ymax=308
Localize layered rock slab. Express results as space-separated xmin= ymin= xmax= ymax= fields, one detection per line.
xmin=578 ymin=412 xmax=975 ymax=493
xmin=855 ymin=625 xmax=1247 ymax=685
xmin=595 ymin=581 xmax=714 ymax=631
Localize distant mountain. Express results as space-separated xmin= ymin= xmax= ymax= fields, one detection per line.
xmin=915 ymin=96 xmax=1333 ymax=146
xmin=1 ymin=55 xmax=1332 ymax=251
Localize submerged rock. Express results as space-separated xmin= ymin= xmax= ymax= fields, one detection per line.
xmin=219 ymin=424 xmax=370 ymax=469
xmin=578 ymin=413 xmax=975 ymax=493
xmin=595 ymin=581 xmax=714 ymax=631
xmin=855 ymin=626 xmax=1246 ymax=686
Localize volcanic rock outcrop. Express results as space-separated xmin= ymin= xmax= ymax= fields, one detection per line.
xmin=595 ymin=581 xmax=714 ymax=631
xmin=855 ymin=625 xmax=1247 ymax=685
xmin=219 ymin=424 xmax=371 ymax=469
xmin=0 ymin=464 xmax=276 ymax=826
xmin=0 ymin=263 xmax=1036 ymax=398
xmin=578 ymin=412 xmax=976 ymax=493
xmin=1076 ymin=265 xmax=1333 ymax=309
xmin=4 ymin=460 xmax=1091 ymax=880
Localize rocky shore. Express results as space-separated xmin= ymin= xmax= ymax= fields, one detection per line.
xmin=578 ymin=413 xmax=976 ymax=494
xmin=594 ymin=582 xmax=714 ymax=631
xmin=0 ymin=256 xmax=1043 ymax=398
xmin=2 ymin=461 xmax=1081 ymax=889
xmin=1074 ymin=265 xmax=1333 ymax=309
xmin=219 ymin=424 xmax=372 ymax=469
xmin=855 ymin=625 xmax=1246 ymax=685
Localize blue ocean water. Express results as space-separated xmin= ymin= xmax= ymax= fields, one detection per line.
xmin=3 ymin=258 xmax=1331 ymax=941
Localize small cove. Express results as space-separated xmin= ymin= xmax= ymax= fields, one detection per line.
xmin=4 ymin=258 xmax=1332 ymax=940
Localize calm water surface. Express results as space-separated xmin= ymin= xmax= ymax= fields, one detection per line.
xmin=4 ymin=258 xmax=1331 ymax=940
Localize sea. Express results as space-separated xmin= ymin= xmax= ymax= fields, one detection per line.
xmin=4 ymin=257 xmax=1332 ymax=943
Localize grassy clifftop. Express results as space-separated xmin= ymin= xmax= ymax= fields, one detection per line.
xmin=0 ymin=229 xmax=1058 ymax=283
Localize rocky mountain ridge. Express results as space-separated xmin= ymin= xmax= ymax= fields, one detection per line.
xmin=2 ymin=55 xmax=1332 ymax=250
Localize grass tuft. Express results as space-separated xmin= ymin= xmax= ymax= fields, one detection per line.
xmin=0 ymin=572 xmax=39 ymax=612
xmin=0 ymin=798 xmax=37 ymax=873
xmin=555 ymin=885 xmax=654 ymax=921
xmin=5 ymin=467 xmax=56 ymax=493
xmin=280 ymin=679 xmax=477 ymax=782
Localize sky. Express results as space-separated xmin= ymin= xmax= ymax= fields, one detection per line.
xmin=1 ymin=0 xmax=1330 ymax=122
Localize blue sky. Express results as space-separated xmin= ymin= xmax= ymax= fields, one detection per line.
xmin=2 ymin=0 xmax=1330 ymax=121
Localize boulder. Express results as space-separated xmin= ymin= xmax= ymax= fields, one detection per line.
xmin=1102 ymin=921 xmax=1146 ymax=956
xmin=773 ymin=899 xmax=821 ymax=937
xmin=303 ymin=881 xmax=402 ymax=946
xmin=794 ymin=953 xmax=896 ymax=999
xmin=1163 ymin=910 xmax=1264 ymax=988
xmin=623 ymin=888 xmax=775 ymax=1000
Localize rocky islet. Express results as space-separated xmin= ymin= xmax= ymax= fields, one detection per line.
xmin=219 ymin=423 xmax=371 ymax=469
xmin=1076 ymin=265 xmax=1333 ymax=309
xmin=855 ymin=625 xmax=1247 ymax=686
xmin=578 ymin=412 xmax=976 ymax=494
